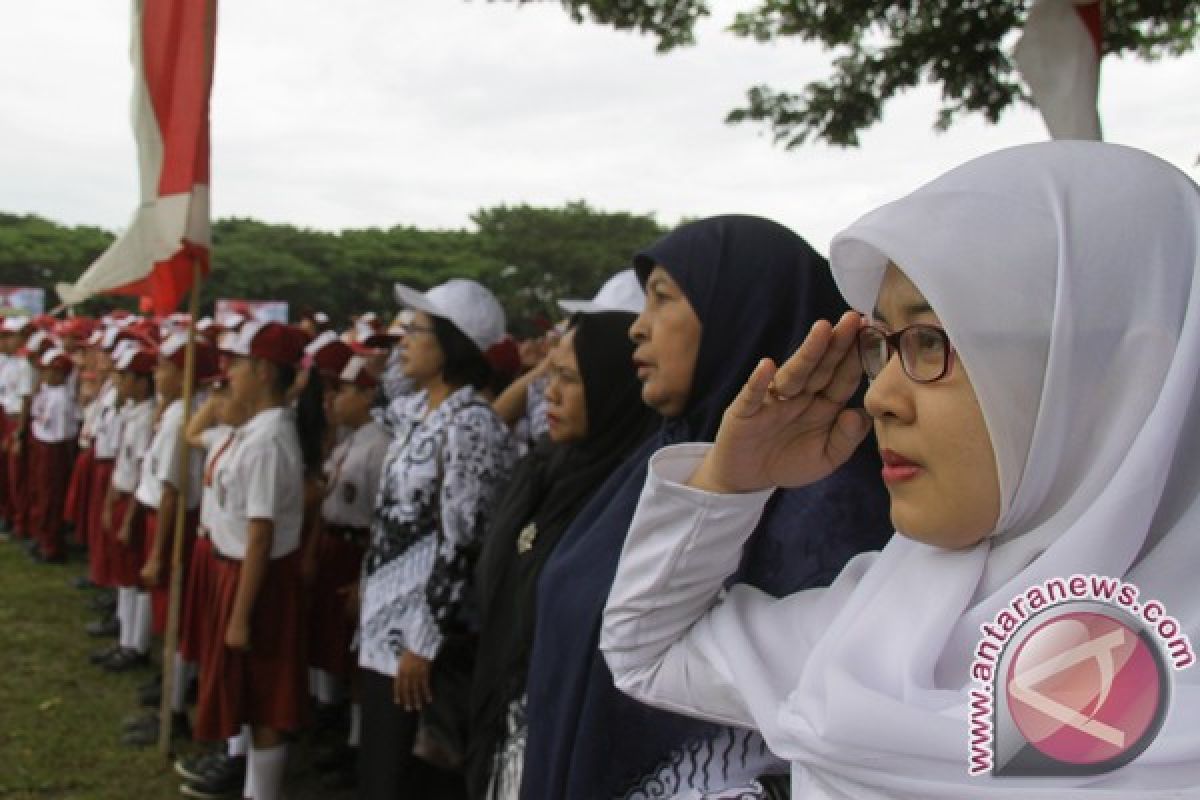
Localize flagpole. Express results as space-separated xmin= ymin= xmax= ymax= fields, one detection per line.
xmin=158 ymin=255 xmax=203 ymax=756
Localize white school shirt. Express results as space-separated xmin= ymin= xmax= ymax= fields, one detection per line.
xmin=30 ymin=384 xmax=80 ymax=444
xmin=320 ymin=420 xmax=391 ymax=529
xmin=111 ymin=399 xmax=156 ymax=493
xmin=210 ymin=407 xmax=304 ymax=561
xmin=0 ymin=356 xmax=33 ymax=416
xmin=198 ymin=425 xmax=237 ymax=538
xmin=92 ymin=388 xmax=125 ymax=461
xmin=134 ymin=398 xmax=203 ymax=511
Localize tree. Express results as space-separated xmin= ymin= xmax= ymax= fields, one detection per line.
xmin=471 ymin=200 xmax=664 ymax=329
xmin=497 ymin=1 xmax=1198 ymax=147
xmin=0 ymin=202 xmax=668 ymax=328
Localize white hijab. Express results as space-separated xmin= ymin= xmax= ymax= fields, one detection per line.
xmin=765 ymin=142 xmax=1200 ymax=797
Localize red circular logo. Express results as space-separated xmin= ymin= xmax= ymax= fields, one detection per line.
xmin=1005 ymin=611 xmax=1164 ymax=766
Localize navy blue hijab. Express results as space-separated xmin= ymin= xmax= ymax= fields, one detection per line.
xmin=522 ymin=216 xmax=893 ymax=799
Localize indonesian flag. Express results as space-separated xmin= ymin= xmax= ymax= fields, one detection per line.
xmin=57 ymin=0 xmax=217 ymax=315
xmin=1014 ymin=0 xmax=1104 ymax=140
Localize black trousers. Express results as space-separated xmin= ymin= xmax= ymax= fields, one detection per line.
xmin=358 ymin=667 xmax=420 ymax=800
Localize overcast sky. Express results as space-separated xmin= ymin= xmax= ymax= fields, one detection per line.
xmin=2 ymin=1 xmax=1197 ymax=255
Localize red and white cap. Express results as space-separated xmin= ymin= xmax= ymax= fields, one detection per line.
xmin=159 ymin=332 xmax=221 ymax=383
xmin=25 ymin=330 xmax=58 ymax=356
xmin=220 ymin=321 xmax=309 ymax=367
xmin=393 ymin=279 xmax=506 ymax=354
xmin=361 ymin=310 xmax=412 ymax=348
xmin=40 ymin=347 xmax=74 ymax=372
xmin=2 ymin=316 xmax=33 ymax=334
xmin=338 ymin=355 xmax=379 ymax=389
xmin=303 ymin=330 xmax=354 ymax=379
xmin=114 ymin=346 xmax=157 ymax=375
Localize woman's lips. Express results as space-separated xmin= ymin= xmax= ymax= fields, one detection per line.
xmin=880 ymin=448 xmax=922 ymax=484
xmin=633 ymin=357 xmax=651 ymax=379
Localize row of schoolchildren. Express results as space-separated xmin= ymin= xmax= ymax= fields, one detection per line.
xmin=0 ymin=269 xmax=655 ymax=800
xmin=4 ymin=238 xmax=892 ymax=800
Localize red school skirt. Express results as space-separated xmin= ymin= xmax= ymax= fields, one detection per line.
xmin=307 ymin=526 xmax=367 ymax=679
xmin=141 ymin=507 xmax=199 ymax=637
xmin=6 ymin=424 xmax=28 ymax=538
xmin=64 ymin=446 xmax=95 ymax=546
xmin=27 ymin=438 xmax=75 ymax=560
xmin=86 ymin=459 xmax=117 ymax=586
xmin=106 ymin=494 xmax=144 ymax=588
xmin=193 ymin=550 xmax=309 ymax=741
xmin=0 ymin=414 xmax=11 ymax=524
xmin=179 ymin=534 xmax=216 ymax=665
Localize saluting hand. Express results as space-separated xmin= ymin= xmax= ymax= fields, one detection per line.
xmin=689 ymin=311 xmax=872 ymax=495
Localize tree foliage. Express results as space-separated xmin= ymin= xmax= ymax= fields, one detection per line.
xmin=499 ymin=0 xmax=1199 ymax=147
xmin=0 ymin=202 xmax=665 ymax=329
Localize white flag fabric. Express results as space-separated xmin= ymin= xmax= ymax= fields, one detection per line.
xmin=1014 ymin=0 xmax=1103 ymax=141
xmin=57 ymin=0 xmax=216 ymax=314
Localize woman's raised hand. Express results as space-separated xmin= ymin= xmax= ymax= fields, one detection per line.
xmin=688 ymin=311 xmax=872 ymax=494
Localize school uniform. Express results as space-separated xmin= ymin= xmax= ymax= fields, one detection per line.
xmin=65 ymin=388 xmax=103 ymax=547
xmin=1 ymin=352 xmax=34 ymax=538
xmin=108 ymin=398 xmax=156 ymax=587
xmin=28 ymin=383 xmax=80 ymax=560
xmin=86 ymin=384 xmax=121 ymax=586
xmin=0 ymin=352 xmax=10 ymax=529
xmin=134 ymin=397 xmax=204 ymax=636
xmin=179 ymin=425 xmax=236 ymax=666
xmin=194 ymin=407 xmax=307 ymax=742
xmin=308 ymin=419 xmax=390 ymax=680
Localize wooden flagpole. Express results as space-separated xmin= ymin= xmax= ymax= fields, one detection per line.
xmin=158 ymin=256 xmax=203 ymax=756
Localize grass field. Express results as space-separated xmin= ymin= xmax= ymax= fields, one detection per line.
xmin=0 ymin=536 xmax=353 ymax=800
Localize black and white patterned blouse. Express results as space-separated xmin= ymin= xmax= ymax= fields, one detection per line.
xmin=359 ymin=385 xmax=516 ymax=676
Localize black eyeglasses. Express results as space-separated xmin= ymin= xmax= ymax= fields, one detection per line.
xmin=857 ymin=323 xmax=956 ymax=383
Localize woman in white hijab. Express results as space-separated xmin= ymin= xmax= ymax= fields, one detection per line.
xmin=600 ymin=141 xmax=1200 ymax=798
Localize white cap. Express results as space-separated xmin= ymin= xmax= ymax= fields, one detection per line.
xmin=159 ymin=332 xmax=189 ymax=360
xmin=393 ymin=279 xmax=506 ymax=354
xmin=218 ymin=310 xmax=246 ymax=330
xmin=2 ymin=316 xmax=31 ymax=333
xmin=40 ymin=347 xmax=72 ymax=370
xmin=303 ymin=330 xmax=340 ymax=357
xmin=111 ymin=339 xmax=138 ymax=364
xmin=558 ymin=269 xmax=645 ymax=315
xmin=26 ymin=331 xmax=51 ymax=353
xmin=338 ymin=354 xmax=379 ymax=388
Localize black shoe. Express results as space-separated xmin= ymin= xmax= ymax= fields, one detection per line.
xmin=180 ymin=754 xmax=246 ymax=799
xmin=30 ymin=548 xmax=68 ymax=565
xmin=319 ymin=759 xmax=358 ymax=792
xmin=88 ymin=591 xmax=117 ymax=612
xmin=139 ymin=681 xmax=162 ymax=708
xmin=313 ymin=741 xmax=355 ymax=773
xmin=102 ymin=648 xmax=150 ymax=673
xmin=71 ymin=575 xmax=96 ymax=590
xmin=86 ymin=616 xmax=119 ymax=638
xmin=122 ymin=711 xmax=190 ymax=747
xmin=90 ymin=643 xmax=123 ymax=665
xmin=174 ymin=750 xmax=222 ymax=783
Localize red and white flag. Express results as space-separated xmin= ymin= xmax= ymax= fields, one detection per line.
xmin=1014 ymin=0 xmax=1104 ymax=140
xmin=57 ymin=0 xmax=217 ymax=314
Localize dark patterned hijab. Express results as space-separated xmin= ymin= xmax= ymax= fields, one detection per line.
xmin=468 ymin=312 xmax=658 ymax=798
xmin=522 ymin=216 xmax=893 ymax=799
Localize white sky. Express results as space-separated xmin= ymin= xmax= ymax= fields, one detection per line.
xmin=1 ymin=1 xmax=1197 ymax=255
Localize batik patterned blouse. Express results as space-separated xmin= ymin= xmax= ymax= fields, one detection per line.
xmin=359 ymin=385 xmax=515 ymax=676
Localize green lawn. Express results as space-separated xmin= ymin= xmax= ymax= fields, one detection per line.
xmin=0 ymin=537 xmax=352 ymax=800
